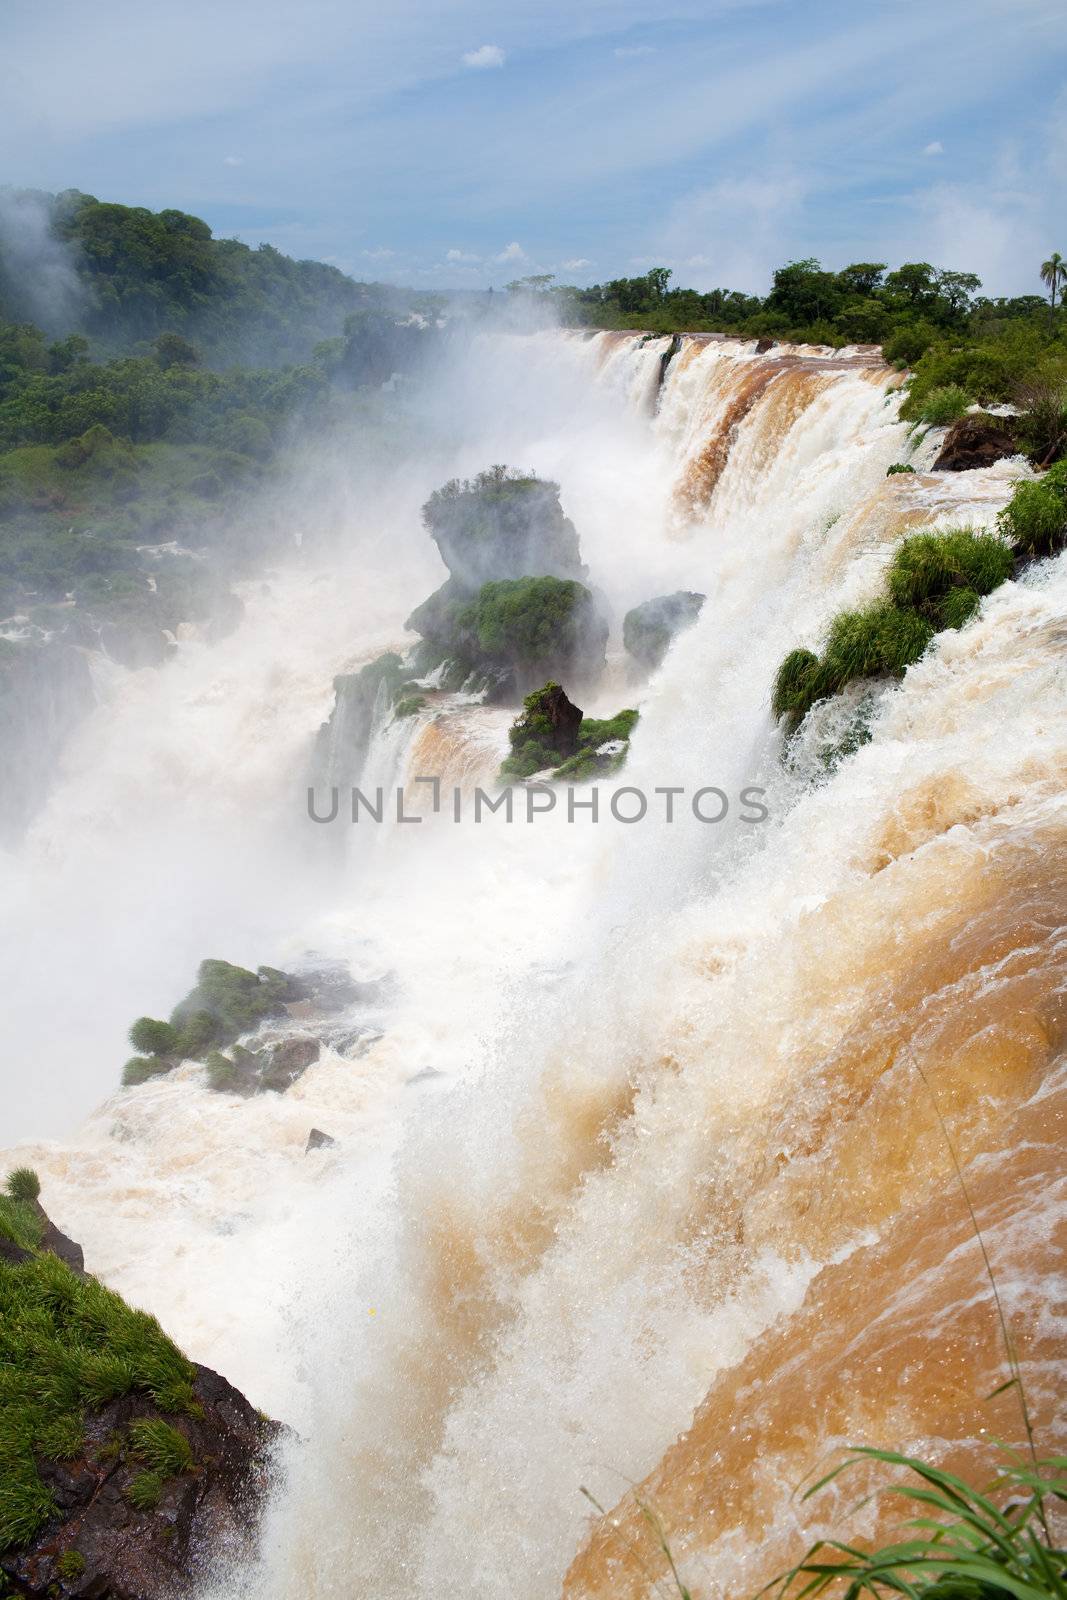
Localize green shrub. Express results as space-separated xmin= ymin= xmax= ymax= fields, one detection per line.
xmin=772 ymin=607 xmax=932 ymax=729
xmin=128 ymin=1017 xmax=181 ymax=1056
xmin=205 ymin=1051 xmax=236 ymax=1092
xmin=457 ymin=576 xmax=606 ymax=684
xmin=998 ymin=479 xmax=1067 ymax=557
xmin=5 ymin=1168 xmax=40 ymax=1203
xmin=173 ymin=1009 xmax=220 ymax=1058
xmin=170 ymin=958 xmax=287 ymax=1044
xmin=937 ymin=586 xmax=982 ymax=629
xmin=0 ymin=1196 xmax=44 ymax=1253
xmin=772 ymin=524 xmax=1022 ymax=732
xmin=818 ymin=602 xmax=933 ymax=692
xmin=121 ymin=1056 xmax=172 ymax=1088
xmin=126 ymin=1471 xmax=164 ymax=1512
xmin=887 ymin=529 xmax=1014 ymax=613
xmin=128 ymin=1418 xmax=193 ymax=1476
xmin=917 ymin=385 xmax=970 ymax=426
xmin=771 ymin=649 xmax=820 ymax=722
xmin=550 ymin=709 xmax=639 ymax=780
xmin=886 ymin=462 xmax=915 ymax=475
xmin=393 ymin=695 xmax=425 ymax=718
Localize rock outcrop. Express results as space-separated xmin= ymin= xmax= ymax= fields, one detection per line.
xmin=622 ymin=591 xmax=705 ymax=671
xmin=2 ymin=1363 xmax=279 ymax=1600
xmin=932 ymin=415 xmax=1020 ymax=471
xmin=0 ymin=1192 xmax=280 ymax=1600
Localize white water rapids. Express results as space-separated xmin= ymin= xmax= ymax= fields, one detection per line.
xmin=2 ymin=330 xmax=1063 ymax=1600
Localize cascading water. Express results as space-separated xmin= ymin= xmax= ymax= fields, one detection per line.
xmin=2 ymin=330 xmax=1062 ymax=1600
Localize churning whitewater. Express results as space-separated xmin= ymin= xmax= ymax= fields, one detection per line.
xmin=2 ymin=331 xmax=1063 ymax=1600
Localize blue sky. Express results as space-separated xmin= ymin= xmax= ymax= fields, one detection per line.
xmin=2 ymin=0 xmax=1065 ymax=296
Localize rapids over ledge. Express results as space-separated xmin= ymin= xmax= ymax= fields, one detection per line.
xmin=2 ymin=330 xmax=1064 ymax=1600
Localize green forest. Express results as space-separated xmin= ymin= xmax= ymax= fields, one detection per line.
xmin=2 ymin=188 xmax=1065 ymax=660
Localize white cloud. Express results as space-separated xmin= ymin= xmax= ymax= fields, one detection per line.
xmin=222 ymin=153 xmax=244 ymax=166
xmin=654 ymin=172 xmax=810 ymax=293
xmin=494 ymin=241 xmax=526 ymax=263
xmin=446 ymin=248 xmax=481 ymax=262
xmin=462 ymin=44 xmax=505 ymax=69
xmin=360 ymin=247 xmax=395 ymax=259
xmin=562 ymin=257 xmax=591 ymax=270
xmin=923 ymin=140 xmax=944 ymax=156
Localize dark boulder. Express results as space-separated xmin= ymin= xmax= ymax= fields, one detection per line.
xmin=623 ymin=591 xmax=705 ymax=671
xmin=305 ymin=1128 xmax=337 ymax=1153
xmin=260 ymin=1036 xmax=321 ymax=1093
xmin=754 ymin=337 xmax=777 ymax=354
xmin=932 ymin=416 xmax=1020 ymax=472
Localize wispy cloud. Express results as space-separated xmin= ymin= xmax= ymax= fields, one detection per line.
xmin=222 ymin=154 xmax=244 ymax=166
xmin=446 ymin=247 xmax=481 ymax=262
xmin=562 ymin=257 xmax=592 ymax=270
xmin=613 ymin=44 xmax=656 ymax=58
xmin=494 ymin=241 xmax=526 ymax=263
xmin=923 ymin=139 xmax=944 ymax=156
xmin=462 ymin=44 xmax=505 ymax=70
xmin=360 ymin=247 xmax=395 ymax=259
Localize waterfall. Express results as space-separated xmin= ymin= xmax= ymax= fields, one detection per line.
xmin=2 ymin=331 xmax=1062 ymax=1600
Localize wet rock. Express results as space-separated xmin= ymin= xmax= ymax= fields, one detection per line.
xmin=623 ymin=591 xmax=705 ymax=671
xmin=2 ymin=1363 xmax=280 ymax=1600
xmin=754 ymin=337 xmax=777 ymax=354
xmin=0 ymin=1216 xmax=281 ymax=1600
xmin=260 ymin=1035 xmax=320 ymax=1093
xmin=932 ymin=416 xmax=1020 ymax=471
xmin=305 ymin=1128 xmax=337 ymax=1153
xmin=33 ymin=1201 xmax=85 ymax=1275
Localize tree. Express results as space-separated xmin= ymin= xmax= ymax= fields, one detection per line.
xmin=1040 ymin=251 xmax=1065 ymax=331
xmin=645 ymin=266 xmax=672 ymax=300
xmin=153 ymin=332 xmax=199 ymax=369
xmin=836 ymin=262 xmax=887 ymax=296
xmin=934 ymin=269 xmax=981 ymax=321
xmin=885 ymin=262 xmax=938 ymax=309
xmin=768 ymin=259 xmax=841 ymax=324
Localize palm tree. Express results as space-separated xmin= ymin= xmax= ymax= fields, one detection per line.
xmin=1039 ymin=251 xmax=1065 ymax=330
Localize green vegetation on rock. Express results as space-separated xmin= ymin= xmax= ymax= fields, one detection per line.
xmin=420 ymin=466 xmax=584 ymax=590
xmin=121 ymin=959 xmax=305 ymax=1086
xmin=0 ymin=1225 xmax=197 ymax=1550
xmin=4 ymin=1168 xmax=40 ymax=1203
xmin=772 ymin=526 xmax=1016 ymax=730
xmin=500 ymin=682 xmax=639 ymax=781
xmin=997 ymin=461 xmax=1067 ymax=556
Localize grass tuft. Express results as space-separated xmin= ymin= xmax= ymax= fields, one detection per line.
xmin=762 ymin=1449 xmax=1067 ymax=1600
xmin=121 ymin=1056 xmax=172 ymax=1088
xmin=128 ymin=1418 xmax=194 ymax=1477
xmin=126 ymin=1471 xmax=164 ymax=1513
xmin=0 ymin=1248 xmax=197 ymax=1552
xmin=5 ymin=1168 xmax=41 ymax=1203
